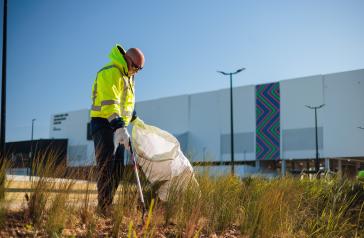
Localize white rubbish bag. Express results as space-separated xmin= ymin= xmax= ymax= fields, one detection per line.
xmin=131 ymin=119 xmax=198 ymax=201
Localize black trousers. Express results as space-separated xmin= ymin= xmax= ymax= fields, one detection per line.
xmin=91 ymin=119 xmax=125 ymax=210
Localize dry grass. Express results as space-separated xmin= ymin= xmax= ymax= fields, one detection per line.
xmin=25 ymin=149 xmax=68 ymax=228
xmin=45 ymin=174 xmax=76 ymax=237
xmin=0 ymin=157 xmax=11 ymax=228
xmin=1 ymin=151 xmax=364 ymax=237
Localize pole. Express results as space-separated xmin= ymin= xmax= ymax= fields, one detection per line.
xmin=217 ymin=68 xmax=245 ymax=176
xmin=1 ymin=0 xmax=8 ymax=152
xmin=229 ymin=73 xmax=235 ymax=175
xmin=314 ymin=108 xmax=319 ymax=173
xmin=305 ymin=104 xmax=325 ymax=174
xmin=128 ymin=139 xmax=146 ymax=222
xmin=31 ymin=119 xmax=35 ymax=141
xmin=30 ymin=119 xmax=35 ymax=178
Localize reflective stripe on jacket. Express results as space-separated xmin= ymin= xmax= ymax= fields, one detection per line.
xmin=90 ymin=44 xmax=135 ymax=126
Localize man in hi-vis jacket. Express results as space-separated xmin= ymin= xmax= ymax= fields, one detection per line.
xmin=90 ymin=44 xmax=144 ymax=215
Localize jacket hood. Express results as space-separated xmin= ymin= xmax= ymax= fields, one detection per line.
xmin=109 ymin=44 xmax=128 ymax=75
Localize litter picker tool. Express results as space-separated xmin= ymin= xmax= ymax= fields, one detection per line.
xmin=128 ymin=139 xmax=147 ymax=222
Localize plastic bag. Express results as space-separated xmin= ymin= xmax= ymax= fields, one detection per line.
xmin=131 ymin=119 xmax=198 ymax=201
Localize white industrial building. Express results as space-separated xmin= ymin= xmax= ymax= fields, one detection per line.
xmin=49 ymin=69 xmax=364 ymax=177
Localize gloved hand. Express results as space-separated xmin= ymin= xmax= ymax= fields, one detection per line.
xmin=131 ymin=117 xmax=145 ymax=128
xmin=114 ymin=127 xmax=130 ymax=151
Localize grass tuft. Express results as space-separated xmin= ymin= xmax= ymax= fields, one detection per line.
xmin=0 ymin=156 xmax=11 ymax=227
xmin=1 ymin=153 xmax=364 ymax=237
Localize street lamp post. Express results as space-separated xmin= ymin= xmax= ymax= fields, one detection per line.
xmin=1 ymin=0 xmax=8 ymax=153
xmin=217 ymin=68 xmax=245 ymax=175
xmin=30 ymin=118 xmax=36 ymax=177
xmin=31 ymin=119 xmax=36 ymax=141
xmin=305 ymin=104 xmax=325 ymax=173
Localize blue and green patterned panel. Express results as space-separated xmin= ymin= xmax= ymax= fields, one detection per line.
xmin=256 ymin=83 xmax=280 ymax=160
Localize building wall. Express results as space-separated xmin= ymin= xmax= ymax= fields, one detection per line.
xmin=49 ymin=110 xmax=94 ymax=166
xmin=323 ymin=69 xmax=364 ymax=158
xmin=188 ymin=91 xmax=220 ymax=161
xmin=137 ymin=87 xmax=257 ymax=163
xmin=220 ymin=86 xmax=256 ymax=162
xmin=256 ymin=82 xmax=280 ymax=161
xmin=280 ymin=75 xmax=324 ymax=159
xmin=136 ymin=95 xmax=190 ymax=135
xmin=49 ymin=69 xmax=364 ymax=173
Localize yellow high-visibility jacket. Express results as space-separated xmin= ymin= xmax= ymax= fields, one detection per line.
xmin=90 ymin=44 xmax=135 ymax=127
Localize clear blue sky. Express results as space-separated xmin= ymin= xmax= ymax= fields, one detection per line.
xmin=2 ymin=0 xmax=364 ymax=142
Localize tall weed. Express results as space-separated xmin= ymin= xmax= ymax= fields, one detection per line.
xmin=45 ymin=178 xmax=75 ymax=237
xmin=0 ymin=156 xmax=11 ymax=227
xmin=202 ymin=175 xmax=243 ymax=234
xmin=26 ymin=151 xmax=60 ymax=227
